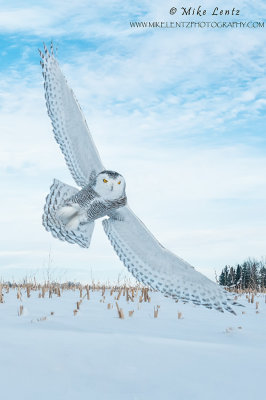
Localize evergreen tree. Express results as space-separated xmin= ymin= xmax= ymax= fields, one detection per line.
xmin=250 ymin=260 xmax=259 ymax=290
xmin=227 ymin=267 xmax=235 ymax=287
xmin=242 ymin=262 xmax=250 ymax=289
xmin=219 ymin=270 xmax=226 ymax=286
xmin=259 ymin=267 xmax=266 ymax=288
xmin=218 ymin=258 xmax=266 ymax=290
xmin=235 ymin=264 xmax=242 ymax=287
xmin=224 ymin=266 xmax=229 ymax=286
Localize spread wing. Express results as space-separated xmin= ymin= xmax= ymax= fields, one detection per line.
xmin=103 ymin=206 xmax=238 ymax=314
xmin=40 ymin=43 xmax=104 ymax=187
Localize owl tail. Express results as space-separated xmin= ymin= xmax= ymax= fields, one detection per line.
xmin=42 ymin=179 xmax=94 ymax=248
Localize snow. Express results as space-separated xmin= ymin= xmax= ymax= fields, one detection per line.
xmin=0 ymin=286 xmax=265 ymax=400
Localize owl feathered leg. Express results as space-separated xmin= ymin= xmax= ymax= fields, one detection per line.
xmin=43 ymin=179 xmax=94 ymax=248
xmin=57 ymin=204 xmax=87 ymax=230
xmin=57 ymin=204 xmax=80 ymax=222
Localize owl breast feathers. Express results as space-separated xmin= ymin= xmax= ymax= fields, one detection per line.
xmin=57 ymin=170 xmax=127 ymax=230
xmin=67 ymin=186 xmax=127 ymax=222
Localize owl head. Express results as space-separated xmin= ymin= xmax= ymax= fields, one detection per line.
xmin=93 ymin=170 xmax=126 ymax=199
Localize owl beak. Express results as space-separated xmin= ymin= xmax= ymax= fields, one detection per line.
xmin=110 ymin=184 xmax=113 ymax=191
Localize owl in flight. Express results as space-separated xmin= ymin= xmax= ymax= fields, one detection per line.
xmin=40 ymin=44 xmax=238 ymax=314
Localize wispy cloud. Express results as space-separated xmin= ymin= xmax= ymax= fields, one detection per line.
xmin=0 ymin=0 xmax=265 ymax=281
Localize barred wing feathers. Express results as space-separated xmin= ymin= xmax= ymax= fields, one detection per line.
xmin=40 ymin=44 xmax=104 ymax=187
xmin=43 ymin=179 xmax=94 ymax=248
xmin=103 ymin=206 xmax=237 ymax=314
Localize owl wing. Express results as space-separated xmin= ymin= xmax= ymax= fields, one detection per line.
xmin=103 ymin=206 xmax=237 ymax=314
xmin=40 ymin=43 xmax=104 ymax=188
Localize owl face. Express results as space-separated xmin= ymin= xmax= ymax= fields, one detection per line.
xmin=94 ymin=170 xmax=126 ymax=200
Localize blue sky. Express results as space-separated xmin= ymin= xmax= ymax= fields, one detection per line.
xmin=0 ymin=0 xmax=266 ymax=282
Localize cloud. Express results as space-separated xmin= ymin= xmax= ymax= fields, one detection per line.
xmin=0 ymin=1 xmax=265 ymax=282
xmin=0 ymin=0 xmax=265 ymax=40
xmin=0 ymin=0 xmax=144 ymax=38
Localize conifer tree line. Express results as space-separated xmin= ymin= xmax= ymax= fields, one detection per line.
xmin=218 ymin=258 xmax=266 ymax=290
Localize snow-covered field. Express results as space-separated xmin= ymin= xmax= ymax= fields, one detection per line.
xmin=0 ymin=285 xmax=265 ymax=400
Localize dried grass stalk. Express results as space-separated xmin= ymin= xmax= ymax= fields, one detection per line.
xmin=0 ymin=285 xmax=3 ymax=303
xmin=117 ymin=289 xmax=122 ymax=301
xmin=116 ymin=302 xmax=124 ymax=319
xmin=86 ymin=285 xmax=90 ymax=300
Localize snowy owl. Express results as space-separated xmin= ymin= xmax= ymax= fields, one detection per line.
xmin=57 ymin=170 xmax=127 ymax=231
xmin=40 ymin=44 xmax=239 ymax=314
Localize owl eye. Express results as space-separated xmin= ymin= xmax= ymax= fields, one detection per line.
xmin=118 ymin=181 xmax=121 ymax=185
xmin=103 ymin=179 xmax=108 ymax=183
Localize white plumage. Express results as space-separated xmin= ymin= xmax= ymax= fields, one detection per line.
xmin=40 ymin=43 xmax=240 ymax=314
xmin=57 ymin=204 xmax=85 ymax=230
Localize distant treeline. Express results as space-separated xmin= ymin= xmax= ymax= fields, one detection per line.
xmin=218 ymin=258 xmax=266 ymax=290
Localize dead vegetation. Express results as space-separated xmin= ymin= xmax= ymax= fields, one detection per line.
xmin=0 ymin=281 xmax=161 ymax=320
xmin=0 ymin=282 xmax=265 ymax=320
xmin=225 ymin=288 xmax=266 ymax=311
xmin=226 ymin=287 xmax=266 ymax=296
